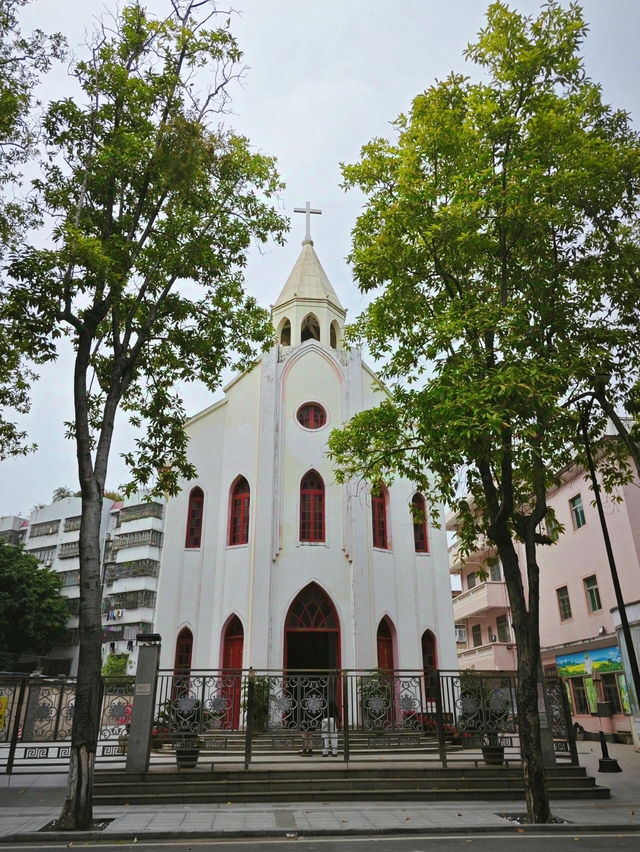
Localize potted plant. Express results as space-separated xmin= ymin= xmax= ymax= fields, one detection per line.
xmin=458 ymin=672 xmax=513 ymax=765
xmin=241 ymin=675 xmax=271 ymax=734
xmin=174 ymin=695 xmax=204 ymax=768
xmin=359 ymin=670 xmax=393 ymax=731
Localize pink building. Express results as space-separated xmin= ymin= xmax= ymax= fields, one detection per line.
xmin=448 ymin=459 xmax=640 ymax=742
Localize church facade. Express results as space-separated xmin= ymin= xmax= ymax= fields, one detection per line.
xmin=155 ymin=226 xmax=457 ymax=679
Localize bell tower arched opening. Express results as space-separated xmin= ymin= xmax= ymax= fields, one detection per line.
xmin=301 ymin=313 xmax=320 ymax=343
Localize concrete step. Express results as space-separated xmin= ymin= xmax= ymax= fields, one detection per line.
xmin=93 ymin=765 xmax=607 ymax=806
xmin=93 ymin=785 xmax=610 ymax=805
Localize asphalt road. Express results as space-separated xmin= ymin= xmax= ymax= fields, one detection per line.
xmin=3 ymin=833 xmax=640 ymax=851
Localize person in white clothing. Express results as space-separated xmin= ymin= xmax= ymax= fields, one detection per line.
xmin=322 ymin=698 xmax=338 ymax=757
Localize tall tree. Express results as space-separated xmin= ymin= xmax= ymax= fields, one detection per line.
xmin=2 ymin=0 xmax=286 ymax=829
xmin=0 ymin=540 xmax=69 ymax=669
xmin=329 ymin=1 xmax=639 ymax=823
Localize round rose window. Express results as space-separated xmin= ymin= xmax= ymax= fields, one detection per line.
xmin=297 ymin=403 xmax=327 ymax=429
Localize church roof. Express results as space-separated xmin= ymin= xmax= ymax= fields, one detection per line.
xmin=273 ymin=241 xmax=345 ymax=313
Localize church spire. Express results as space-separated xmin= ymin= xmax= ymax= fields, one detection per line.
xmin=272 ymin=202 xmax=346 ymax=349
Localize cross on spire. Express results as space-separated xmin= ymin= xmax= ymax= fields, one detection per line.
xmin=294 ymin=201 xmax=322 ymax=245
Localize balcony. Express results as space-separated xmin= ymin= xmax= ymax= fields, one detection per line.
xmin=452 ymin=580 xmax=509 ymax=621
xmin=457 ymin=641 xmax=517 ymax=671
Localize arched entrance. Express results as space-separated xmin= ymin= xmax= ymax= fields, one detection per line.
xmin=421 ymin=629 xmax=437 ymax=702
xmin=376 ymin=616 xmax=395 ymax=671
xmin=222 ymin=616 xmax=244 ymax=729
xmin=284 ymin=583 xmax=340 ymax=672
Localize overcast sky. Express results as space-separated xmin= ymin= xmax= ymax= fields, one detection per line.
xmin=1 ymin=0 xmax=639 ymax=517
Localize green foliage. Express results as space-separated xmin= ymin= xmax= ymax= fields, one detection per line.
xmin=0 ymin=540 xmax=69 ymax=663
xmin=242 ymin=675 xmax=270 ymax=729
xmin=2 ymin=1 xmax=287 ymax=488
xmin=330 ymin=0 xmax=638 ymax=559
xmin=0 ymin=1 xmax=65 ymax=459
xmin=101 ymin=652 xmax=129 ymax=678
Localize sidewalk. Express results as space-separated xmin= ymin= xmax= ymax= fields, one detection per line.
xmin=1 ymin=743 xmax=639 ymax=843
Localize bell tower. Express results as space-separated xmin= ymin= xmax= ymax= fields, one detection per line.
xmin=271 ymin=202 xmax=346 ymax=350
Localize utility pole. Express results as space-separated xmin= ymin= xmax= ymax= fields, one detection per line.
xmin=579 ymin=404 xmax=640 ymax=715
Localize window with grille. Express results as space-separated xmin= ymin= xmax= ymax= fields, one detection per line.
xmin=64 ymin=515 xmax=81 ymax=532
xmin=570 ymin=494 xmax=586 ymax=529
xmin=467 ymin=572 xmax=476 ymax=590
xmin=571 ymin=678 xmax=590 ymax=715
xmin=185 ymin=487 xmax=204 ymax=548
xmin=496 ymin=614 xmax=510 ymax=642
xmin=229 ymin=477 xmax=250 ymax=545
xmin=371 ymin=490 xmax=388 ymax=549
xmin=472 ymin=624 xmax=482 ymax=647
xmin=489 ymin=561 xmax=502 ymax=581
xmin=584 ymin=575 xmax=602 ymax=612
xmin=30 ymin=520 xmax=60 ymax=537
xmin=297 ymin=403 xmax=326 ymax=429
xmin=300 ymin=470 xmax=325 ymax=542
xmin=556 ymin=586 xmax=572 ymax=621
xmin=600 ymin=673 xmax=623 ymax=715
xmin=412 ymin=493 xmax=428 ymax=552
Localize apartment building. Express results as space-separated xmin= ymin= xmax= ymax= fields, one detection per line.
xmin=101 ymin=494 xmax=165 ymax=672
xmin=448 ymin=457 xmax=640 ymax=743
xmin=0 ymin=515 xmax=26 ymax=546
xmin=23 ymin=497 xmax=112 ymax=675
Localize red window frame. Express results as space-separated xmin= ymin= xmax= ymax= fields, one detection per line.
xmin=371 ymin=491 xmax=388 ymax=549
xmin=229 ymin=477 xmax=250 ymax=545
xmin=412 ymin=493 xmax=429 ymax=552
xmin=185 ymin=487 xmax=204 ymax=548
xmin=297 ymin=403 xmax=327 ymax=430
xmin=300 ymin=470 xmax=325 ymax=542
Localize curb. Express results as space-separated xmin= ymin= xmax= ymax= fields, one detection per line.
xmin=3 ymin=823 xmax=640 ymax=844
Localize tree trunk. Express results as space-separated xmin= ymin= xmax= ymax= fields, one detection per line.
xmin=56 ymin=340 xmax=110 ymax=830
xmin=515 ymin=621 xmax=552 ymax=823
xmin=495 ymin=538 xmax=551 ymax=823
xmin=55 ymin=491 xmax=104 ymax=830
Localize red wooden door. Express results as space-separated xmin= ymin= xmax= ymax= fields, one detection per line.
xmin=377 ymin=634 xmax=394 ymax=672
xmin=222 ymin=627 xmax=243 ymax=730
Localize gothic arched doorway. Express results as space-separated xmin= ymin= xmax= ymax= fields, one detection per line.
xmin=284 ymin=583 xmax=340 ymax=672
xmin=421 ymin=629 xmax=437 ymax=702
xmin=222 ymin=616 xmax=244 ymax=729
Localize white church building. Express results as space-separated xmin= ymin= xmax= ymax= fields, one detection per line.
xmin=155 ymin=212 xmax=457 ymax=682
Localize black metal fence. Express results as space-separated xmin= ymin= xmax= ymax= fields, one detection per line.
xmin=0 ymin=674 xmax=133 ymax=774
xmin=0 ymin=668 xmax=577 ymax=774
xmin=148 ymin=668 xmax=578 ymax=769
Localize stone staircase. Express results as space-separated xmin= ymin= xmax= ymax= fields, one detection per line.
xmin=93 ymin=764 xmax=609 ymax=806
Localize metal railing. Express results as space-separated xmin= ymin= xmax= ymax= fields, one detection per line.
xmin=0 ymin=668 xmax=578 ymax=774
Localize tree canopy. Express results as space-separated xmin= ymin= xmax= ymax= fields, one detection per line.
xmin=0 ymin=540 xmax=69 ymax=667
xmin=329 ymin=0 xmax=640 ymax=822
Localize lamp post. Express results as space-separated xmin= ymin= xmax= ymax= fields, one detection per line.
xmin=579 ymin=403 xmax=640 ymax=766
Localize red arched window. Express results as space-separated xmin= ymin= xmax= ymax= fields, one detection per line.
xmin=229 ymin=477 xmax=250 ymax=545
xmin=371 ymin=488 xmax=388 ymax=549
xmin=297 ymin=403 xmax=326 ymax=429
xmin=287 ymin=585 xmax=338 ymax=629
xmin=300 ymin=470 xmax=325 ymax=542
xmin=173 ymin=627 xmax=193 ymax=697
xmin=174 ymin=627 xmax=193 ymax=673
xmin=412 ymin=493 xmax=429 ymax=553
xmin=185 ymin=487 xmax=204 ymax=548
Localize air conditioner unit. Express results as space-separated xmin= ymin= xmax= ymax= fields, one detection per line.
xmin=455 ymin=626 xmax=467 ymax=643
